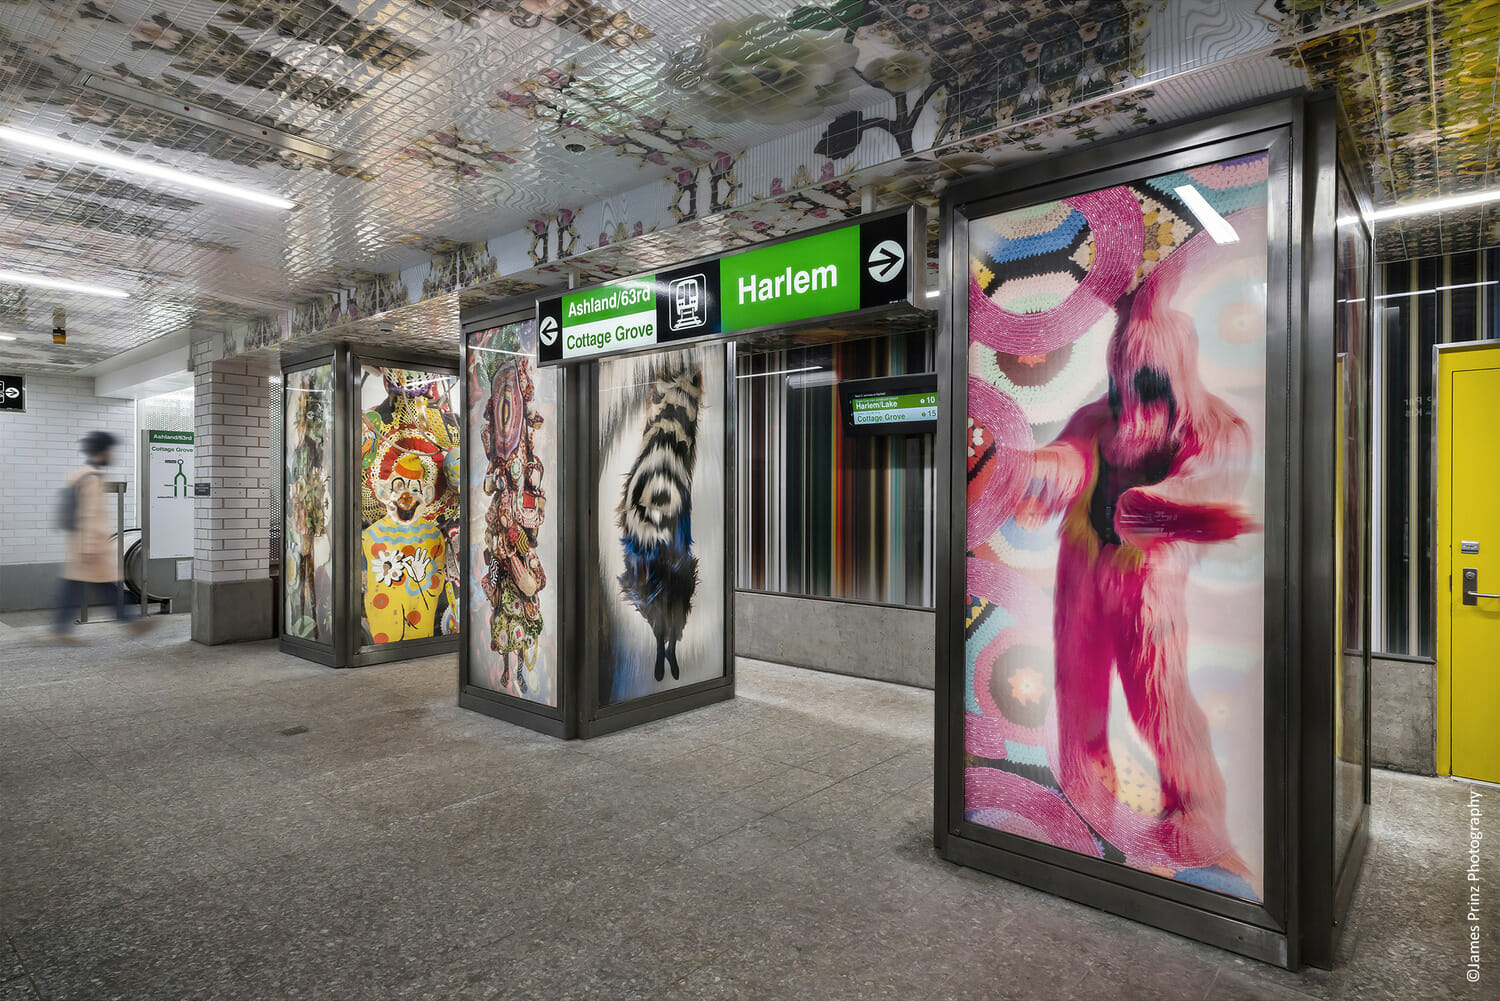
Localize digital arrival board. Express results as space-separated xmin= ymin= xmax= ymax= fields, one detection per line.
xmin=839 ymin=373 xmax=939 ymax=437
xmin=537 ymin=210 xmax=918 ymax=365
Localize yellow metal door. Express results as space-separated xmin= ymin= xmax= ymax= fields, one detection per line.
xmin=1439 ymin=345 xmax=1500 ymax=783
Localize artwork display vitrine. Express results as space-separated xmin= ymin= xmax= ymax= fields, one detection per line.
xmin=280 ymin=346 xmax=461 ymax=668
xmin=938 ymin=101 xmax=1370 ymax=969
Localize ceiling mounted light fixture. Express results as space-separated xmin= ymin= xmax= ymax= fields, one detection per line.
xmin=1362 ymin=188 xmax=1500 ymax=223
xmin=0 ymin=333 xmax=15 ymax=341
xmin=0 ymin=125 xmax=296 ymax=210
xmin=0 ymin=268 xmax=129 ymax=298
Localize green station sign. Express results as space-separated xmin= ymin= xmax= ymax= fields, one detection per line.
xmin=537 ymin=209 xmax=917 ymax=364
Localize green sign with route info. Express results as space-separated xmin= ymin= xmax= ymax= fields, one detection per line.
xmin=537 ymin=210 xmax=915 ymax=364
xmin=850 ymin=391 xmax=938 ymax=427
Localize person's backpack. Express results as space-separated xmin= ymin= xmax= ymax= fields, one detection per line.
xmin=57 ymin=479 xmax=78 ymax=532
xmin=56 ymin=472 xmax=92 ymax=532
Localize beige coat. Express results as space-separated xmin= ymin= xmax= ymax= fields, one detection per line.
xmin=63 ymin=467 xmax=117 ymax=583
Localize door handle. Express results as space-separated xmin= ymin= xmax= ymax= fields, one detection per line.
xmin=1462 ymin=568 xmax=1500 ymax=605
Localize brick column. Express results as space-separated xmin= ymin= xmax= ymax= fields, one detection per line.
xmin=191 ymin=355 xmax=274 ymax=644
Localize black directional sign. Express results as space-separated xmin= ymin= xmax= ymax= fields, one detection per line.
xmin=0 ymin=373 xmax=23 ymax=412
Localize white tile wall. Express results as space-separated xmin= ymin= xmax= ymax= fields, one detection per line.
xmin=193 ymin=357 xmax=272 ymax=584
xmin=0 ymin=375 xmax=136 ymax=566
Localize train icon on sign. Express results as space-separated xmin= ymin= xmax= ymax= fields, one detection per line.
xmin=668 ymin=274 xmax=708 ymax=332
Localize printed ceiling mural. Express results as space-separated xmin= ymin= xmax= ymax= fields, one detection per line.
xmin=0 ymin=0 xmax=1494 ymax=372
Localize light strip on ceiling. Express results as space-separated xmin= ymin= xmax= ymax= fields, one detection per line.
xmin=1174 ymin=185 xmax=1239 ymax=244
xmin=1374 ymin=280 xmax=1499 ymax=302
xmin=0 ymin=333 xmax=15 ymax=341
xmin=1364 ymin=188 xmax=1500 ymax=223
xmin=0 ymin=268 xmax=129 ymax=298
xmin=0 ymin=126 xmax=295 ymax=209
xmin=735 ymin=365 xmax=823 ymax=380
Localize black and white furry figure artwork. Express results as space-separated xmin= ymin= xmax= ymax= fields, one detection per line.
xmin=616 ymin=359 xmax=704 ymax=681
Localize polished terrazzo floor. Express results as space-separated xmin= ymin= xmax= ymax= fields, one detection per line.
xmin=0 ymin=612 xmax=1491 ymax=1000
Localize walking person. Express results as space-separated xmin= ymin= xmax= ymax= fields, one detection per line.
xmin=51 ymin=430 xmax=153 ymax=642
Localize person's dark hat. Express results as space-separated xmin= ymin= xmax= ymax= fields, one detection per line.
xmin=82 ymin=430 xmax=118 ymax=456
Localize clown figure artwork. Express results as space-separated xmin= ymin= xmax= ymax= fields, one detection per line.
xmin=358 ymin=365 xmax=461 ymax=646
xmin=363 ymin=448 xmax=447 ymax=642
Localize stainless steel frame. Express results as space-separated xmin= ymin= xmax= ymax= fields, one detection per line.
xmin=457 ymin=307 xmax=577 ymax=738
xmin=935 ymin=97 xmax=1358 ymax=969
xmin=1299 ymin=110 xmax=1376 ymax=969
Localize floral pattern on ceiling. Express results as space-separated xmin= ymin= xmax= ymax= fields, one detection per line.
xmin=1283 ymin=0 xmax=1500 ymax=259
xmin=0 ymin=0 xmax=1494 ymax=373
xmin=414 ymin=0 xmax=654 ymax=48
xmin=76 ymin=4 xmax=364 ymax=112
xmin=215 ymin=1 xmax=430 ymax=72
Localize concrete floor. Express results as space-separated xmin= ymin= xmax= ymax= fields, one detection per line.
xmin=0 ymin=613 xmax=1491 ymax=1001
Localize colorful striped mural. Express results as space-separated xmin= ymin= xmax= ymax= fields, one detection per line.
xmin=1376 ymin=247 xmax=1500 ymax=658
xmin=736 ymin=330 xmax=935 ymax=608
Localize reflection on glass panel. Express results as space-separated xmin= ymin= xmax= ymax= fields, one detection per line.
xmin=466 ymin=320 xmax=560 ymax=707
xmin=962 ymin=153 xmax=1270 ymax=901
xmin=736 ymin=331 xmax=935 ymax=607
xmin=356 ymin=364 xmax=461 ymax=646
xmin=1373 ymin=247 xmax=1500 ymax=657
xmin=284 ymin=364 xmax=333 ymax=643
xmin=596 ymin=344 xmax=727 ymax=706
xmin=1335 ymin=174 xmax=1371 ymax=871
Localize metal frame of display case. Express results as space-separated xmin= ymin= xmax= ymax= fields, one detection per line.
xmin=575 ymin=341 xmax=737 ymax=739
xmin=279 ymin=345 xmax=341 ymax=667
xmin=1301 ymin=109 xmax=1375 ymax=969
xmin=935 ymin=97 xmax=1363 ymax=969
xmin=278 ymin=343 xmax=462 ymax=669
xmin=457 ymin=306 xmax=578 ymax=738
xmin=456 ymin=312 xmax=738 ymax=738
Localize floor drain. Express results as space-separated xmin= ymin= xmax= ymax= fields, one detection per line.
xmin=278 ymin=725 xmax=309 ymax=736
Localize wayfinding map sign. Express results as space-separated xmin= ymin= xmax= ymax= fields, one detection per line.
xmin=537 ymin=209 xmax=919 ymax=365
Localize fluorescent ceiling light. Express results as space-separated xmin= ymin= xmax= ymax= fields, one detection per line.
xmin=736 ymin=365 xmax=823 ymax=381
xmin=926 ymin=289 xmax=940 ymax=298
xmin=1174 ymin=185 xmax=1238 ymax=244
xmin=0 ymin=333 xmax=14 ymax=341
xmin=0 ymin=126 xmax=295 ymax=210
xmin=1364 ymin=188 xmax=1500 ymax=223
xmin=1375 ymin=280 xmax=1498 ymax=302
xmin=0 ymin=268 xmax=129 ymax=298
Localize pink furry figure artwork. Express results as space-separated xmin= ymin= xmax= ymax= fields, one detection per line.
xmin=1013 ymin=258 xmax=1259 ymax=878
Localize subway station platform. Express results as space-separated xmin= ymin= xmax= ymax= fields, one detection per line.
xmin=0 ymin=615 xmax=1489 ymax=1001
